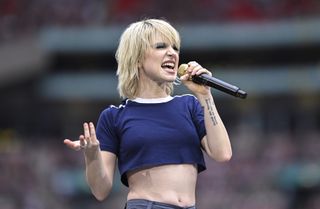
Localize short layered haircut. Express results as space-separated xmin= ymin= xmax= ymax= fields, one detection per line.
xmin=116 ymin=19 xmax=181 ymax=99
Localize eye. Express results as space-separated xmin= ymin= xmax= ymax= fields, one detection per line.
xmin=154 ymin=42 xmax=168 ymax=49
xmin=172 ymin=45 xmax=179 ymax=52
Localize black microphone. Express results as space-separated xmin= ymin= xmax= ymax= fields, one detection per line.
xmin=178 ymin=64 xmax=247 ymax=99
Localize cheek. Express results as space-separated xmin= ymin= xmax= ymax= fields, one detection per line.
xmin=142 ymin=60 xmax=154 ymax=72
xmin=143 ymin=54 xmax=162 ymax=68
xmin=140 ymin=60 xmax=159 ymax=78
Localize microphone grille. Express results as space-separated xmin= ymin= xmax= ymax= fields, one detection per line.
xmin=178 ymin=64 xmax=188 ymax=77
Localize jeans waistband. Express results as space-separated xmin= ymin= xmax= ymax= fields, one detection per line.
xmin=126 ymin=199 xmax=196 ymax=209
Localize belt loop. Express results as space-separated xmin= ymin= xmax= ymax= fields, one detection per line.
xmin=147 ymin=201 xmax=153 ymax=209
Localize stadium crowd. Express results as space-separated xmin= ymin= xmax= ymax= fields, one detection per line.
xmin=1 ymin=0 xmax=320 ymax=41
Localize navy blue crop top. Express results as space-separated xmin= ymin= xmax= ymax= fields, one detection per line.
xmin=96 ymin=94 xmax=207 ymax=187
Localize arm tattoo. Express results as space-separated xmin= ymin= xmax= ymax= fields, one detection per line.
xmin=205 ymin=98 xmax=218 ymax=126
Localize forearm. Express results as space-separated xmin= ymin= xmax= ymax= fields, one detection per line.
xmin=197 ymin=93 xmax=232 ymax=161
xmin=84 ymin=149 xmax=113 ymax=201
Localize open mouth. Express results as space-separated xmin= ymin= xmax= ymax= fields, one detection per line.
xmin=161 ymin=62 xmax=175 ymax=71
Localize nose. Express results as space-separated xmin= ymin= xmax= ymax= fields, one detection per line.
xmin=167 ymin=46 xmax=177 ymax=57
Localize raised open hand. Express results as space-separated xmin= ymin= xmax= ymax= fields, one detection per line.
xmin=64 ymin=122 xmax=100 ymax=152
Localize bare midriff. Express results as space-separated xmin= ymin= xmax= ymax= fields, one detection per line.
xmin=127 ymin=164 xmax=198 ymax=207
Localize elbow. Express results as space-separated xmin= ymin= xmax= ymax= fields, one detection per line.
xmin=91 ymin=183 xmax=112 ymax=202
xmin=94 ymin=194 xmax=107 ymax=202
xmin=93 ymin=190 xmax=109 ymax=202
xmin=209 ymin=150 xmax=232 ymax=162
xmin=94 ymin=194 xmax=105 ymax=202
xmin=216 ymin=152 xmax=232 ymax=162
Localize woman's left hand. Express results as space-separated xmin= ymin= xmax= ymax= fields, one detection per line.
xmin=179 ymin=61 xmax=212 ymax=96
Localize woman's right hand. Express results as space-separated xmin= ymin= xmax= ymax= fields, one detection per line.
xmin=64 ymin=122 xmax=100 ymax=152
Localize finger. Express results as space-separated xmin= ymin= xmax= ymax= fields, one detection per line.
xmin=187 ymin=61 xmax=203 ymax=76
xmin=79 ymin=135 xmax=86 ymax=148
xmin=188 ymin=61 xmax=198 ymax=67
xmin=180 ymin=73 xmax=191 ymax=81
xmin=83 ymin=122 xmax=91 ymax=145
xmin=195 ymin=68 xmax=211 ymax=76
xmin=89 ymin=122 xmax=97 ymax=141
xmin=64 ymin=139 xmax=81 ymax=151
xmin=191 ymin=65 xmax=203 ymax=76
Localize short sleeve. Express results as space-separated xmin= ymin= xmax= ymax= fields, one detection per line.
xmin=190 ymin=96 xmax=206 ymax=140
xmin=96 ymin=108 xmax=119 ymax=155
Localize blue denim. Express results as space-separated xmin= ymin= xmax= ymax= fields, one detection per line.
xmin=125 ymin=199 xmax=196 ymax=209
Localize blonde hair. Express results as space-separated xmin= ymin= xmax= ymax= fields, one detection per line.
xmin=115 ymin=19 xmax=181 ymax=99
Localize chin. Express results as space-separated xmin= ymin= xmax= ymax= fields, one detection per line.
xmin=162 ymin=72 xmax=177 ymax=82
xmin=166 ymin=77 xmax=176 ymax=82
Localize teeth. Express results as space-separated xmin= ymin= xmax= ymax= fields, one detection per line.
xmin=162 ymin=62 xmax=175 ymax=69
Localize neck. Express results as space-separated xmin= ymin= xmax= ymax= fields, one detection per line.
xmin=136 ymin=88 xmax=169 ymax=99
xmin=137 ymin=80 xmax=169 ymax=99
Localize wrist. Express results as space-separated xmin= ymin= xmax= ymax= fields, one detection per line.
xmin=84 ymin=147 xmax=101 ymax=162
xmin=195 ymin=93 xmax=213 ymax=102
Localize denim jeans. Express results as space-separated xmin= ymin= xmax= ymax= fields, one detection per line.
xmin=125 ymin=199 xmax=196 ymax=209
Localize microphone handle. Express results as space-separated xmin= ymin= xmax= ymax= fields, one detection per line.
xmin=192 ymin=74 xmax=247 ymax=99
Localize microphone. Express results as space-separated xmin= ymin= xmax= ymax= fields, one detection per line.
xmin=178 ymin=64 xmax=247 ymax=99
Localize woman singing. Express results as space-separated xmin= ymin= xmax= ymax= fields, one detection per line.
xmin=64 ymin=18 xmax=232 ymax=209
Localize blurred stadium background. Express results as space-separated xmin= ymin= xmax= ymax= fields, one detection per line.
xmin=1 ymin=0 xmax=320 ymax=209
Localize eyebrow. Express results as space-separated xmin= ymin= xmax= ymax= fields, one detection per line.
xmin=153 ymin=42 xmax=167 ymax=46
